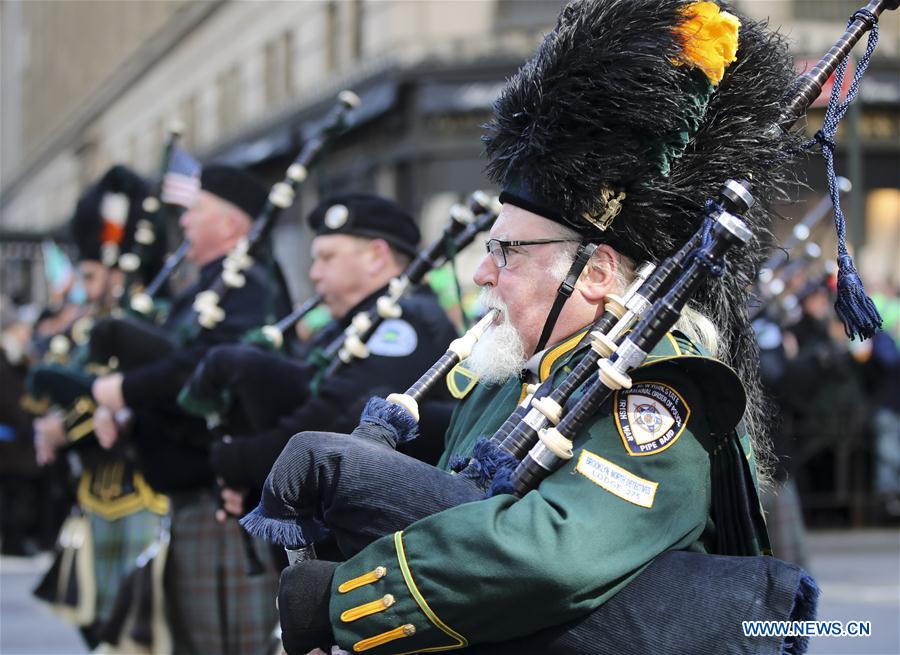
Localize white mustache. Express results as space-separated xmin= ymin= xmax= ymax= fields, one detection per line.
xmin=478 ymin=287 xmax=508 ymax=320
xmin=465 ymin=288 xmax=526 ymax=385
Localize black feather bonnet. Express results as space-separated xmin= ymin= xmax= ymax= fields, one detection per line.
xmin=70 ymin=165 xmax=166 ymax=284
xmin=484 ymin=0 xmax=803 ymax=444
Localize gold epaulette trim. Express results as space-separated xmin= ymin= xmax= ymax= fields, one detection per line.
xmin=137 ymin=474 xmax=170 ymax=516
xmin=78 ymin=471 xmax=169 ymax=520
xmin=339 ymin=566 xmax=387 ymax=593
xmin=353 ymin=624 xmax=416 ymax=652
xmin=20 ymin=394 xmax=51 ymax=415
xmin=67 ymin=418 xmax=94 ymax=443
xmin=66 ymin=419 xmax=94 ymax=443
xmin=341 ymin=594 xmax=395 ymax=623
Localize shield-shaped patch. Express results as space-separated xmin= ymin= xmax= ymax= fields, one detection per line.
xmin=614 ymin=382 xmax=690 ymax=456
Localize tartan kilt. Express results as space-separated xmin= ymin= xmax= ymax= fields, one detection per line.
xmin=166 ymin=491 xmax=280 ymax=655
xmin=90 ymin=510 xmax=163 ymax=623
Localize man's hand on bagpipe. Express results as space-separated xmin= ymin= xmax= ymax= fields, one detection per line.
xmin=92 ymin=372 xmax=125 ymax=411
xmin=33 ymin=413 xmax=67 ymax=465
xmin=216 ymin=484 xmax=249 ymax=522
xmin=90 ymin=373 xmax=129 ymax=450
xmin=92 ymin=406 xmax=120 ymax=450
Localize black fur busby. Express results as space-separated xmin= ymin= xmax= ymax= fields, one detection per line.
xmin=70 ymin=165 xmax=165 ymax=285
xmin=100 ymin=165 xmax=167 ymax=285
xmin=484 ymin=0 xmax=803 ymax=466
xmin=70 ymin=183 xmax=108 ymax=264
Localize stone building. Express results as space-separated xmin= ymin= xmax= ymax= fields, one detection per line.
xmin=1 ymin=0 xmax=898 ymax=302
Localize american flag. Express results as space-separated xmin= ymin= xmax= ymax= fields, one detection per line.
xmin=161 ymin=146 xmax=202 ymax=208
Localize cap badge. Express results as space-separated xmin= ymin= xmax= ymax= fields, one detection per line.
xmin=583 ymin=185 xmax=626 ymax=231
xmin=324 ymin=204 xmax=349 ymax=230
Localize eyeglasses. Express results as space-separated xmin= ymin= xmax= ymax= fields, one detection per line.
xmin=485 ymin=238 xmax=581 ymax=269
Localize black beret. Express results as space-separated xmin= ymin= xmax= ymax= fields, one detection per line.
xmin=306 ymin=193 xmax=420 ymax=257
xmin=200 ymin=164 xmax=268 ymax=219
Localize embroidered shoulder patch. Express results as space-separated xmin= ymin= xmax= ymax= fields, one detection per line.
xmin=368 ymin=319 xmax=417 ymax=357
xmin=446 ymin=363 xmax=478 ymax=399
xmin=575 ymin=450 xmax=658 ymax=508
xmin=614 ymin=382 xmax=690 ymax=456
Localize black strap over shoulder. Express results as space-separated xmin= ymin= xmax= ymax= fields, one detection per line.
xmin=534 ymin=241 xmax=599 ymax=353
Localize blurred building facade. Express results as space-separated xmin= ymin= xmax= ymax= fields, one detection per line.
xmin=1 ymin=0 xmax=899 ymax=302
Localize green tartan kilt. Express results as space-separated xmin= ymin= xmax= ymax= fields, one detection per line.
xmin=90 ymin=510 xmax=163 ymax=623
xmin=166 ymin=491 xmax=280 ymax=655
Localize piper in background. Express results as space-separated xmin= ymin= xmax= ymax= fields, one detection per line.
xmin=91 ymin=164 xmax=291 ymax=655
xmin=180 ymin=193 xmax=459 ymax=524
xmin=30 ymin=165 xmax=168 ymax=649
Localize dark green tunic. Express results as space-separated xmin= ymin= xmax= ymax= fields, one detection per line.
xmin=329 ymin=330 xmax=749 ymax=654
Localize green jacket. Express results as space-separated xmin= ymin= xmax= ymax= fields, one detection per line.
xmin=330 ymin=329 xmax=748 ymax=654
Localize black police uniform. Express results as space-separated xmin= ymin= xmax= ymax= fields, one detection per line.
xmin=107 ymin=165 xmax=291 ymax=655
xmin=121 ymin=255 xmax=290 ymax=492
xmin=87 ymin=164 xmax=291 ymax=492
xmin=203 ymin=283 xmax=458 ymax=492
xmin=183 ymin=192 xmax=459 ymax=493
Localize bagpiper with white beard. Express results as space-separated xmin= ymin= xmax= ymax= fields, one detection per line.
xmin=248 ymin=1 xmax=819 ymax=653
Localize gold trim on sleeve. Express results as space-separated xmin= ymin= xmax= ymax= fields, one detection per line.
xmin=338 ymin=566 xmax=388 ymax=593
xmin=353 ymin=624 xmax=416 ymax=652
xmin=341 ymin=594 xmax=396 ymax=623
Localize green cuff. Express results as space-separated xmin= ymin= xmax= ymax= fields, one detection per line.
xmin=330 ymin=531 xmax=468 ymax=654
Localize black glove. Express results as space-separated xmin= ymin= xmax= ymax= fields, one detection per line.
xmin=278 ymin=559 xmax=338 ymax=655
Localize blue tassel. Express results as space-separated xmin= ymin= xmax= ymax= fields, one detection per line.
xmin=488 ymin=465 xmax=517 ymax=497
xmin=835 ymin=255 xmax=882 ymax=340
xmin=805 ymin=15 xmax=882 ymax=342
xmin=448 ymin=455 xmax=469 ymax=473
xmin=457 ymin=437 xmax=520 ymax=490
xmin=239 ymin=504 xmax=329 ymax=548
xmin=239 ymin=505 xmax=307 ymax=547
xmin=357 ymin=397 xmax=419 ymax=445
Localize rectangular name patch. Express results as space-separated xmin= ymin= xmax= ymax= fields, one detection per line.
xmin=575 ymin=450 xmax=658 ymax=508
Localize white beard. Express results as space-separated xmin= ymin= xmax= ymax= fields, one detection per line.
xmin=463 ymin=288 xmax=527 ymax=385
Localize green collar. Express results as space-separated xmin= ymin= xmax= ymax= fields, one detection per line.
xmin=533 ymin=326 xmax=592 ymax=382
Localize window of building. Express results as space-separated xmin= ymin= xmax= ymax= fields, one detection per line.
xmin=265 ymin=31 xmax=294 ymax=106
xmin=179 ymin=94 xmax=198 ymax=150
xmin=351 ymin=0 xmax=364 ymax=62
xmin=217 ymin=65 xmax=241 ymax=133
xmin=326 ymin=1 xmax=340 ymax=73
